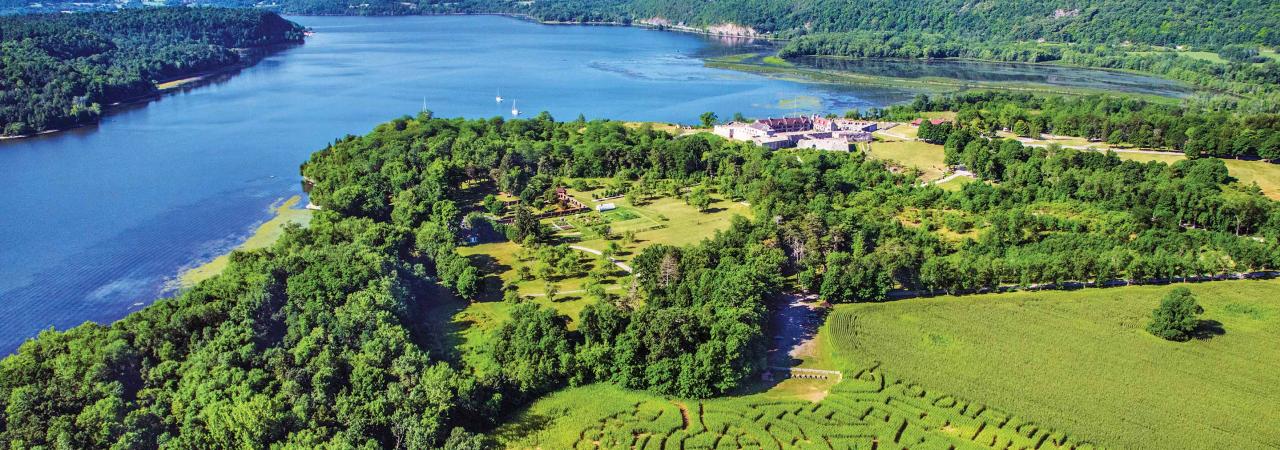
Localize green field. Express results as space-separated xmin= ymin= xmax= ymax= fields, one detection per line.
xmin=177 ymin=195 xmax=312 ymax=287
xmin=864 ymin=137 xmax=948 ymax=181
xmin=497 ymin=369 xmax=1095 ymax=449
xmin=821 ymin=280 xmax=1280 ymax=449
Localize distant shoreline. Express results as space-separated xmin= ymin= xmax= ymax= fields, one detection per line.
xmin=0 ymin=43 xmax=301 ymax=142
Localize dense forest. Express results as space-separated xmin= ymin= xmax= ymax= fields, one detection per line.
xmin=260 ymin=0 xmax=1280 ymax=48
xmin=18 ymin=0 xmax=1279 ymax=49
xmin=2 ymin=110 xmax=1277 ymax=447
xmin=0 ymin=9 xmax=303 ymax=136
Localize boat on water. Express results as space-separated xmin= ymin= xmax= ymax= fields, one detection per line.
xmin=495 ymin=89 xmax=503 ymax=103
xmin=511 ymin=100 xmax=521 ymax=117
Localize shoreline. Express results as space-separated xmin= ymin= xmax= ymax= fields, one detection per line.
xmin=171 ymin=195 xmax=314 ymax=290
xmin=0 ymin=42 xmax=302 ymax=142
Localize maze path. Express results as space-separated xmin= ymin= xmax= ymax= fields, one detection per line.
xmin=572 ymin=365 xmax=1099 ymax=450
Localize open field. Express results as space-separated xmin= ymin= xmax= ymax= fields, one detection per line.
xmin=177 ymin=195 xmax=312 ymax=287
xmin=564 ymin=188 xmax=751 ymax=258
xmin=821 ymin=279 xmax=1280 ymax=449
xmin=864 ymin=137 xmax=947 ymax=180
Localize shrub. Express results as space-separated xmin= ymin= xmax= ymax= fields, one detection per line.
xmin=1146 ymin=287 xmax=1204 ymax=341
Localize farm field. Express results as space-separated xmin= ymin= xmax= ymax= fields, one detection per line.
xmin=821 ymin=279 xmax=1280 ymax=449
xmin=496 ymin=368 xmax=1096 ymax=449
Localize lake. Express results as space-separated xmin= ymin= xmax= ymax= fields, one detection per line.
xmin=0 ymin=15 xmax=1188 ymax=353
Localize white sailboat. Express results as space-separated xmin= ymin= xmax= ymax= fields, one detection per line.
xmin=495 ymin=89 xmax=504 ymax=103
xmin=511 ymin=100 xmax=521 ymax=117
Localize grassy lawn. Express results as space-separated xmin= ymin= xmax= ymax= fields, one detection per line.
xmin=565 ymin=189 xmax=751 ymax=261
xmin=451 ymin=186 xmax=751 ymax=374
xmin=934 ymin=173 xmax=975 ymax=191
xmin=876 ymin=123 xmax=918 ymax=139
xmin=863 ymin=138 xmax=947 ymax=181
xmin=178 ymin=195 xmax=312 ymax=287
xmin=995 ymin=130 xmax=1101 ymax=148
xmin=821 ymin=279 xmax=1280 ymax=449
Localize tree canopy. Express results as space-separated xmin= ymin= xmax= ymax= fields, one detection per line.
xmin=0 ymin=9 xmax=304 ymax=136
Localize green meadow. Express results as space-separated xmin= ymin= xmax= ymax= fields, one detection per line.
xmin=821 ymin=280 xmax=1280 ymax=449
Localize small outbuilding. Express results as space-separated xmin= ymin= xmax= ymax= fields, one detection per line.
xmin=596 ymin=202 xmax=617 ymax=212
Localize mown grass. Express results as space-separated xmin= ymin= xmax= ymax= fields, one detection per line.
xmin=863 ymin=138 xmax=948 ymax=181
xmin=821 ymin=279 xmax=1280 ymax=449
xmin=178 ymin=195 xmax=312 ymax=287
xmin=934 ymin=174 xmax=975 ymax=191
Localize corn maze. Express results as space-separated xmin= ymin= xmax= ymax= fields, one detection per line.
xmin=572 ymin=365 xmax=1097 ymax=450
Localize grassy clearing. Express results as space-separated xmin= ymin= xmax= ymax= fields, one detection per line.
xmin=935 ymin=174 xmax=975 ymax=191
xmin=565 ymin=187 xmax=751 ymax=260
xmin=451 ymin=185 xmax=751 ymax=373
xmin=178 ymin=195 xmax=312 ymax=287
xmin=622 ymin=121 xmax=685 ymax=135
xmin=863 ymin=139 xmax=947 ymax=181
xmin=822 ymin=279 xmax=1280 ymax=449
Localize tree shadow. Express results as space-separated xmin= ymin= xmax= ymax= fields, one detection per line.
xmin=465 ymin=253 xmax=509 ymax=303
xmin=1191 ymin=319 xmax=1225 ymax=340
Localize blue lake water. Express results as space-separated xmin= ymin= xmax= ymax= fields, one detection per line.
xmin=0 ymin=15 xmax=1189 ymax=353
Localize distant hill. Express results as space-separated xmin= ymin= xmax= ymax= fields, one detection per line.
xmin=265 ymin=0 xmax=1280 ymax=48
xmin=0 ymin=8 xmax=304 ymax=136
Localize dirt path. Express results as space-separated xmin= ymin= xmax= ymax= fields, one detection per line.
xmin=673 ymin=402 xmax=691 ymax=430
xmin=569 ymin=245 xmax=633 ymax=273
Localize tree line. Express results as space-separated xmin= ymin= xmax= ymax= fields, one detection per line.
xmin=779 ymin=32 xmax=1280 ymax=113
xmin=894 ymin=92 xmax=1280 ymax=160
xmin=2 ymin=111 xmax=1276 ymax=447
xmin=0 ymin=9 xmax=304 ymax=136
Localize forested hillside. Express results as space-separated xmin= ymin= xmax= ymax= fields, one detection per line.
xmin=266 ymin=0 xmax=1280 ymax=48
xmin=0 ymin=9 xmax=303 ymax=137
xmin=2 ymin=110 xmax=1277 ymax=447
xmin=881 ymin=92 xmax=1280 ymax=159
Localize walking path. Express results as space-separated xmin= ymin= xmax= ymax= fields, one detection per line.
xmin=569 ymin=245 xmax=633 ymax=273
xmin=926 ymin=169 xmax=973 ymax=186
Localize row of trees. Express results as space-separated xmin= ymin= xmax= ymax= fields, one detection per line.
xmin=0 ymin=9 xmax=304 ymax=136
xmin=3 ymin=111 xmax=1277 ymax=447
xmin=903 ymin=92 xmax=1280 ymax=160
